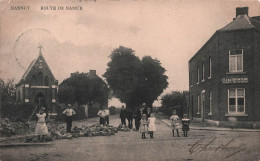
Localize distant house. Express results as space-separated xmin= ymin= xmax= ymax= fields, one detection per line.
xmin=70 ymin=70 xmax=108 ymax=118
xmin=16 ymin=45 xmax=58 ymax=115
xmin=188 ymin=7 xmax=260 ymax=122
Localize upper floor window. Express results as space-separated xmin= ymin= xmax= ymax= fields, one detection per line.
xmin=190 ymin=71 xmax=193 ymax=86
xmin=228 ymin=88 xmax=245 ymax=114
xmin=229 ymin=49 xmax=243 ymax=72
xmin=202 ymin=63 xmax=205 ymax=81
xmin=31 ymin=75 xmax=37 ymax=85
xmin=209 ymin=57 xmax=212 ymax=78
xmin=197 ymin=67 xmax=199 ymax=83
xmin=38 ymin=72 xmax=43 ymax=86
xmin=44 ymin=76 xmax=49 ymax=86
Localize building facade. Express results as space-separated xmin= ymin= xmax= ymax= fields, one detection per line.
xmin=188 ymin=7 xmax=260 ymax=122
xmin=16 ymin=45 xmax=58 ymax=115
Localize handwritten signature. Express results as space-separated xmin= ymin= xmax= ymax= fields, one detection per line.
xmin=188 ymin=137 xmax=246 ymax=159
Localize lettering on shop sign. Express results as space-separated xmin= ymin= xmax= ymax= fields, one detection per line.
xmin=222 ymin=77 xmax=248 ymax=84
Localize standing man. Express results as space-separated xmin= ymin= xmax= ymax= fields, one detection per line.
xmin=134 ymin=107 xmax=141 ymax=131
xmin=97 ymin=107 xmax=106 ymax=126
xmin=120 ymin=105 xmax=127 ymax=125
xmin=126 ymin=108 xmax=133 ymax=129
xmin=146 ymin=107 xmax=151 ymax=119
xmin=104 ymin=107 xmax=110 ymax=125
xmin=62 ymin=104 xmax=76 ymax=133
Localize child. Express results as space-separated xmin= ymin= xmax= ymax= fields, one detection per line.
xmin=148 ymin=113 xmax=156 ymax=139
xmin=139 ymin=114 xmax=148 ymax=139
xmin=170 ymin=110 xmax=181 ymax=137
xmin=35 ymin=107 xmax=49 ymax=142
xmin=182 ymin=114 xmax=190 ymax=137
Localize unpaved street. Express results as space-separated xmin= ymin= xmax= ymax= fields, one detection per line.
xmin=0 ymin=116 xmax=259 ymax=161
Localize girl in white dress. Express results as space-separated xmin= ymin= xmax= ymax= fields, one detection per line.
xmin=35 ymin=107 xmax=49 ymax=142
xmin=148 ymin=113 xmax=156 ymax=139
xmin=170 ymin=110 xmax=181 ymax=137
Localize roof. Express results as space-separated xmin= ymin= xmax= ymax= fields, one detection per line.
xmin=219 ymin=14 xmax=260 ymax=31
xmin=20 ymin=50 xmax=56 ymax=82
xmin=189 ymin=14 xmax=260 ymax=63
xmin=21 ymin=58 xmax=37 ymax=80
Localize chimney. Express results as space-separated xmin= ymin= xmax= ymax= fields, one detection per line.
xmin=88 ymin=70 xmax=96 ymax=79
xmin=71 ymin=71 xmax=79 ymax=77
xmin=236 ymin=7 xmax=248 ymax=17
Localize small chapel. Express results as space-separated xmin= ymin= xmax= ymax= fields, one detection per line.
xmin=16 ymin=45 xmax=58 ymax=115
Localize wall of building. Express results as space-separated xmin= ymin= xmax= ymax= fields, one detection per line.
xmin=253 ymin=30 xmax=260 ymax=121
xmin=24 ymin=56 xmax=56 ymax=86
xmin=189 ymin=29 xmax=259 ymax=121
xmin=189 ymin=34 xmax=220 ymax=121
xmin=217 ymin=29 xmax=255 ymax=121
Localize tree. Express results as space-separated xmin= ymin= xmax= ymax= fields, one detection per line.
xmin=0 ymin=78 xmax=16 ymax=105
xmin=103 ymin=46 xmax=142 ymax=108
xmin=57 ymin=73 xmax=110 ymax=107
xmin=160 ymin=91 xmax=189 ymax=116
xmin=103 ymin=46 xmax=168 ymax=110
xmin=0 ymin=78 xmax=16 ymax=118
xmin=137 ymin=56 xmax=168 ymax=108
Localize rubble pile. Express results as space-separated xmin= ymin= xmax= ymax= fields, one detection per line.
xmin=0 ymin=118 xmax=29 ymax=137
xmin=25 ymin=123 xmax=120 ymax=143
xmin=117 ymin=124 xmax=131 ymax=132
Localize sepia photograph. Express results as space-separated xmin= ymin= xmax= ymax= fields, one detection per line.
xmin=0 ymin=0 xmax=260 ymax=160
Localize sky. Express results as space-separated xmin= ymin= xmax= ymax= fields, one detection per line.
xmin=0 ymin=0 xmax=260 ymax=107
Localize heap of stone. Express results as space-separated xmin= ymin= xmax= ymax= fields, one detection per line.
xmin=117 ymin=124 xmax=131 ymax=132
xmin=0 ymin=118 xmax=29 ymax=137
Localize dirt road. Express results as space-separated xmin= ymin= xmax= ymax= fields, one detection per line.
xmin=0 ymin=115 xmax=259 ymax=161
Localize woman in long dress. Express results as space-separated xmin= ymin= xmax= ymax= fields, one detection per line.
xmin=35 ymin=107 xmax=49 ymax=142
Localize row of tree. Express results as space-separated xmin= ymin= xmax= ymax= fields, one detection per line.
xmin=1 ymin=46 xmax=188 ymax=119
xmin=57 ymin=46 xmax=169 ymax=110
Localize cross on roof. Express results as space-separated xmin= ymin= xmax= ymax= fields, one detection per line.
xmin=38 ymin=44 xmax=43 ymax=53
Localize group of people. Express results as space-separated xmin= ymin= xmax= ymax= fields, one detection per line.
xmin=34 ymin=103 xmax=190 ymax=142
xmin=119 ymin=104 xmax=190 ymax=139
xmin=34 ymin=104 xmax=76 ymax=142
xmin=170 ymin=110 xmax=190 ymax=137
xmin=119 ymin=104 xmax=155 ymax=139
xmin=97 ymin=107 xmax=110 ymax=126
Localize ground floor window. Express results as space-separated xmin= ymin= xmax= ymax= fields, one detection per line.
xmin=209 ymin=91 xmax=212 ymax=115
xmin=228 ymin=88 xmax=245 ymax=114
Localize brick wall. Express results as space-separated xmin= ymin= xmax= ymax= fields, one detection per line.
xmin=189 ymin=29 xmax=260 ymax=121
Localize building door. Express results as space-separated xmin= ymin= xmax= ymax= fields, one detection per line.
xmin=35 ymin=93 xmax=46 ymax=108
xmin=191 ymin=95 xmax=193 ymax=119
xmin=201 ymin=90 xmax=205 ymax=122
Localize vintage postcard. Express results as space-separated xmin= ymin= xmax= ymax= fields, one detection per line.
xmin=0 ymin=0 xmax=260 ymax=161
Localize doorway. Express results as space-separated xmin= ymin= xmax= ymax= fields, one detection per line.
xmin=201 ymin=90 xmax=205 ymax=122
xmin=35 ymin=93 xmax=46 ymax=107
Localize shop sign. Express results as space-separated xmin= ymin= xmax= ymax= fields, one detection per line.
xmin=222 ymin=77 xmax=248 ymax=84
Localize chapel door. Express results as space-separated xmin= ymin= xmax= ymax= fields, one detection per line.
xmin=35 ymin=93 xmax=46 ymax=108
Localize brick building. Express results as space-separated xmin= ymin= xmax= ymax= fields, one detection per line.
xmin=16 ymin=45 xmax=58 ymax=115
xmin=188 ymin=7 xmax=260 ymax=122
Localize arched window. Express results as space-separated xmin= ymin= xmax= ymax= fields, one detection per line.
xmin=38 ymin=72 xmax=43 ymax=86
xmin=31 ymin=75 xmax=37 ymax=85
xmin=44 ymin=76 xmax=49 ymax=86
